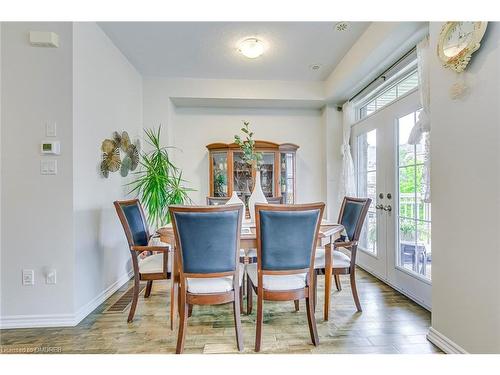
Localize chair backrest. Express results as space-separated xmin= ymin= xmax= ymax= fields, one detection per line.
xmin=256 ymin=203 xmax=324 ymax=272
xmin=206 ymin=196 xmax=230 ymax=205
xmin=114 ymin=199 xmax=150 ymax=248
xmin=337 ymin=197 xmax=372 ymax=242
xmin=169 ymin=204 xmax=243 ymax=275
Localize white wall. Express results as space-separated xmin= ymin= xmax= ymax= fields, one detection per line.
xmin=1 ymin=23 xmax=75 ymax=322
xmin=429 ymin=22 xmax=500 ymax=353
xmin=172 ymin=106 xmax=325 ymax=205
xmin=0 ymin=23 xmax=2 ymax=314
xmin=143 ymin=77 xmax=331 ymax=212
xmin=72 ymin=22 xmax=143 ymax=315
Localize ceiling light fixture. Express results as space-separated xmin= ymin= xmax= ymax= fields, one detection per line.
xmin=237 ymin=38 xmax=265 ymax=59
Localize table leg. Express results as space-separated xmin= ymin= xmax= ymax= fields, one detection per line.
xmin=324 ymin=242 xmax=332 ymax=321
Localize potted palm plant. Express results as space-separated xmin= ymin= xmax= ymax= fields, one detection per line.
xmin=128 ymin=126 xmax=194 ymax=229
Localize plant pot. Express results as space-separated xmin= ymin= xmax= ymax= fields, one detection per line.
xmin=248 ymin=170 xmax=267 ymax=222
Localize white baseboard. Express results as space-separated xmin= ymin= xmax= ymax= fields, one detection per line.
xmin=0 ymin=270 xmax=133 ymax=330
xmin=0 ymin=313 xmax=77 ymax=329
xmin=427 ymin=327 xmax=468 ymax=354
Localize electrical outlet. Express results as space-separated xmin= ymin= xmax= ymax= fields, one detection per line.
xmin=46 ymin=270 xmax=57 ymax=285
xmin=22 ymin=269 xmax=34 ymax=286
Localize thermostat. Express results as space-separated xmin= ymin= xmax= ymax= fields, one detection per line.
xmin=41 ymin=141 xmax=60 ymax=155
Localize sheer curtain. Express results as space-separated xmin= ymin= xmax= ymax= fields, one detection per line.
xmin=338 ymin=101 xmax=357 ymax=203
xmin=408 ymin=37 xmax=431 ymax=202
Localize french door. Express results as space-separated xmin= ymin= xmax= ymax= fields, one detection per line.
xmin=351 ymin=90 xmax=432 ymax=309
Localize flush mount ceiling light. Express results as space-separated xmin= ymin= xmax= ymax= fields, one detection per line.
xmin=335 ymin=22 xmax=350 ymax=32
xmin=237 ymin=38 xmax=265 ymax=59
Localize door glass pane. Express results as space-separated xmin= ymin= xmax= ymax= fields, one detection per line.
xmin=399 ymin=166 xmax=416 ymax=218
xmin=260 ymin=152 xmax=275 ymax=198
xmin=357 ymin=129 xmax=377 ymax=254
xmin=397 ymin=111 xmax=431 ymax=280
xmin=280 ymin=153 xmax=294 ymax=203
xmin=233 ymin=152 xmax=252 ymax=205
xmin=399 ymin=217 xmax=417 ymax=272
xmin=212 ymin=152 xmax=228 ymax=197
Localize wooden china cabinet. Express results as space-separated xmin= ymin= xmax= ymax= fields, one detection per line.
xmin=207 ymin=141 xmax=299 ymax=206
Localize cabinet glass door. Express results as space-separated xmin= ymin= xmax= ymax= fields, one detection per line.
xmin=233 ymin=152 xmax=252 ymax=205
xmin=280 ymin=152 xmax=295 ymax=203
xmin=260 ymin=152 xmax=275 ymax=198
xmin=211 ymin=152 xmax=228 ymax=197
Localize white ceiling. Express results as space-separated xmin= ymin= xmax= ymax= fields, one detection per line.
xmin=98 ymin=22 xmax=370 ymax=81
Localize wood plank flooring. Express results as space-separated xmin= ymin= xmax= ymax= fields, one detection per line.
xmin=0 ymin=268 xmax=442 ymax=354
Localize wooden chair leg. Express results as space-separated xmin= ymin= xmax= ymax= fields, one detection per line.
xmin=350 ymin=270 xmax=362 ymax=312
xmin=255 ymin=290 xmax=264 ymax=352
xmin=294 ymin=300 xmax=300 ymax=311
xmin=239 ymin=286 xmax=244 ymax=313
xmin=306 ymin=288 xmax=319 ymax=346
xmin=313 ymin=271 xmax=317 ymax=311
xmin=324 ymin=243 xmax=334 ymax=321
xmin=144 ymin=280 xmax=153 ymax=298
xmin=127 ymin=275 xmax=140 ymax=323
xmin=246 ymin=278 xmax=253 ymax=315
xmin=334 ymin=274 xmax=342 ymax=291
xmin=188 ymin=304 xmax=193 ymax=318
xmin=170 ymin=280 xmax=178 ymax=331
xmin=175 ymin=289 xmax=188 ymax=354
xmin=233 ymin=290 xmax=244 ymax=352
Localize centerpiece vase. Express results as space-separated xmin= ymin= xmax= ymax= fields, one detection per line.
xmin=248 ymin=169 xmax=267 ymax=222
xmin=226 ymin=191 xmax=245 ymax=225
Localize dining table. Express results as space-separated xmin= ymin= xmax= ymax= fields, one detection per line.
xmin=157 ymin=221 xmax=344 ymax=329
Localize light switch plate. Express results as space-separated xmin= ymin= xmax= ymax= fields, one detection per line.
xmin=46 ymin=270 xmax=57 ymax=285
xmin=22 ymin=269 xmax=34 ymax=286
xmin=45 ymin=122 xmax=57 ymax=137
xmin=41 ymin=159 xmax=57 ymax=175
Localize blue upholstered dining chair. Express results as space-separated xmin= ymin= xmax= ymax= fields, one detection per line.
xmin=169 ymin=204 xmax=245 ymax=354
xmin=246 ymin=203 xmax=325 ymax=352
xmin=206 ymin=195 xmax=259 ymax=261
xmin=114 ymin=199 xmax=171 ymax=323
xmin=314 ymin=196 xmax=372 ymax=318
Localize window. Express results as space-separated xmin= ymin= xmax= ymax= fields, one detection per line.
xmin=357 ymin=70 xmax=419 ymax=120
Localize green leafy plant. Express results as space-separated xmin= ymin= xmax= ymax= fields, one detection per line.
xmin=128 ymin=126 xmax=194 ymax=228
xmin=234 ymin=121 xmax=262 ymax=169
xmin=214 ymin=171 xmax=227 ymax=195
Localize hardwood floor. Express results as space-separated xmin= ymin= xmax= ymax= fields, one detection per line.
xmin=0 ymin=268 xmax=442 ymax=354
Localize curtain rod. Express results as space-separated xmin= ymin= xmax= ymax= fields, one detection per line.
xmin=348 ymin=46 xmax=417 ymax=103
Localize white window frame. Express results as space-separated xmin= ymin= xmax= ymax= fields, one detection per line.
xmin=355 ymin=59 xmax=418 ymax=122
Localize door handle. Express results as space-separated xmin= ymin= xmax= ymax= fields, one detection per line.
xmin=383 ymin=205 xmax=392 ymax=212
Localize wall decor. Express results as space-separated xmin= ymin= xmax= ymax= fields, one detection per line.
xmin=437 ymin=22 xmax=488 ymax=73
xmin=100 ymin=131 xmax=140 ymax=178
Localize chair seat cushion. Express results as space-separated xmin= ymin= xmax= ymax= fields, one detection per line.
xmin=239 ymin=248 xmax=257 ymax=258
xmin=314 ymin=247 xmax=351 ymax=269
xmin=187 ymin=264 xmax=245 ymax=294
xmin=246 ymin=263 xmax=306 ymax=291
xmin=139 ymin=253 xmax=170 ymax=274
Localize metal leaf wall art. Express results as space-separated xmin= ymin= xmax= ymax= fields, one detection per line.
xmin=100 ymin=131 xmax=140 ymax=178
